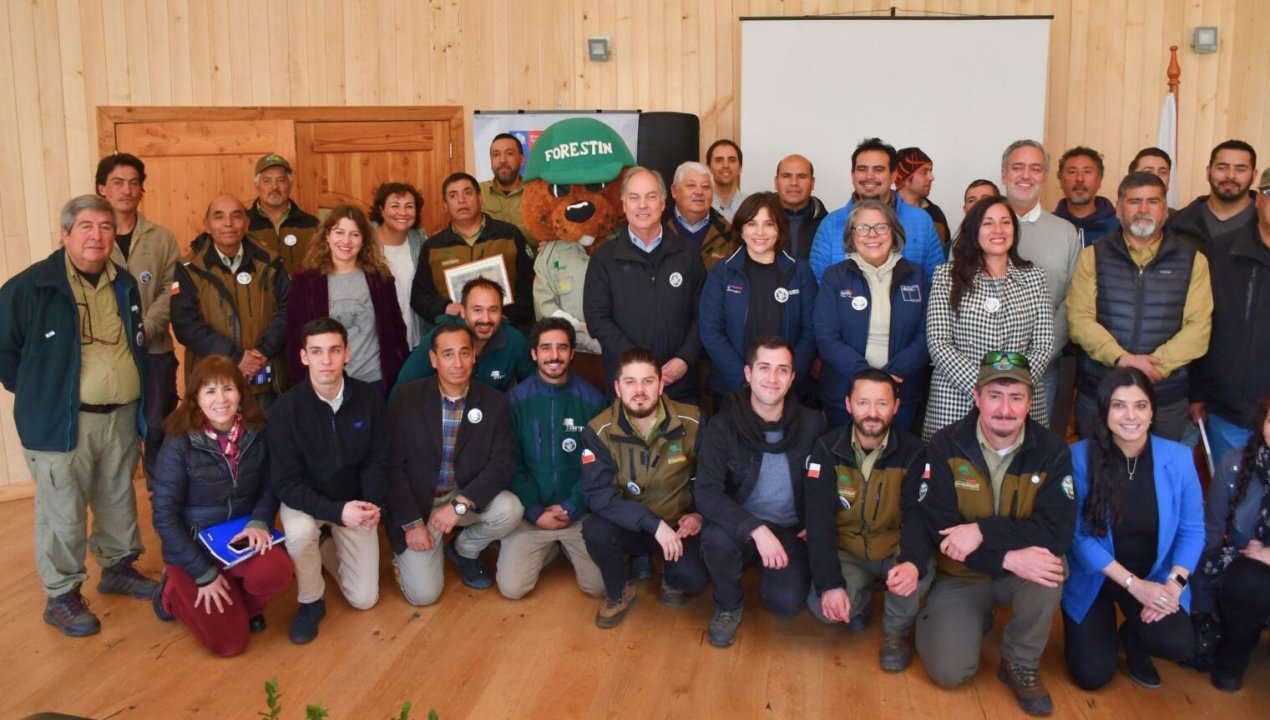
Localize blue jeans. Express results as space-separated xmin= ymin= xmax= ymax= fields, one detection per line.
xmin=1206 ymin=411 xmax=1253 ymax=470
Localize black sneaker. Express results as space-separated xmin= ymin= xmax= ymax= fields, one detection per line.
xmin=44 ymin=589 xmax=101 ymax=637
xmin=98 ymin=561 xmax=159 ymax=599
xmin=997 ymin=659 xmax=1054 ymax=716
xmin=289 ymin=599 xmax=326 ymax=644
xmin=151 ymin=571 xmax=173 ymax=622
xmin=845 ymin=608 xmax=871 ymax=632
xmin=629 ymin=554 xmax=654 ymax=581
xmin=445 ymin=539 xmax=493 ymax=590
xmin=1210 ymin=672 xmax=1242 ymax=692
xmin=249 ymin=614 xmax=267 ymax=634
xmin=1121 ymin=624 xmax=1162 ymax=689
xmin=707 ymin=606 xmax=744 ymax=648
xmin=658 ymin=584 xmax=686 ymax=607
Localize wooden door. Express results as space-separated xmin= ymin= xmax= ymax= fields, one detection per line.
xmin=294 ymin=120 xmax=454 ymax=235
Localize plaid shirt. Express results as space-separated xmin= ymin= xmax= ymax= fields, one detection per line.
xmin=438 ymin=390 xmax=468 ymax=493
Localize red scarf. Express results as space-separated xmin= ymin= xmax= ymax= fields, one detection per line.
xmin=204 ymin=414 xmax=245 ymax=477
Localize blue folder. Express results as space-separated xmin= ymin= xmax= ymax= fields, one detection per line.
xmin=197 ymin=516 xmax=286 ymax=569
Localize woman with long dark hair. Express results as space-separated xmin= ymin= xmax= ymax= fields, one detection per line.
xmin=1197 ymin=393 xmax=1270 ymax=692
xmin=1061 ymin=367 xmax=1203 ymax=690
xmin=150 ymin=355 xmax=294 ymax=656
xmin=286 ymin=204 xmax=409 ymax=393
xmin=922 ymin=196 xmax=1053 ymax=441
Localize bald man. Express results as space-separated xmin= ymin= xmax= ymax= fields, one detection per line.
xmin=774 ymin=155 xmax=828 ymax=260
xmin=171 ymin=195 xmax=291 ymax=407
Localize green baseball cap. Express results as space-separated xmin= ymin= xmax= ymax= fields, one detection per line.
xmin=523 ymin=118 xmax=635 ymax=184
xmin=255 ymin=153 xmax=292 ymax=174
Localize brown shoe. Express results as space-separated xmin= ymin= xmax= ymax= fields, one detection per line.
xmin=879 ymin=633 xmax=913 ymax=672
xmin=997 ymin=659 xmax=1053 ymax=716
xmin=595 ymin=585 xmax=637 ymax=629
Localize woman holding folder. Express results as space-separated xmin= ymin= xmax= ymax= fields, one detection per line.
xmin=150 ymin=355 xmax=293 ymax=656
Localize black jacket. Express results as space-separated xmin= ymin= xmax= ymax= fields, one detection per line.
xmin=385 ymin=377 xmax=515 ymax=554
xmin=1194 ymin=223 xmax=1270 ymax=425
xmin=694 ymin=392 xmax=823 ymax=543
xmin=1168 ymin=192 xmax=1258 ymax=243
xmin=151 ymin=428 xmax=277 ymax=584
xmin=583 ymin=224 xmax=706 ymax=402
xmin=787 ymin=197 xmax=829 ymax=261
xmin=268 ymin=375 xmax=389 ymax=524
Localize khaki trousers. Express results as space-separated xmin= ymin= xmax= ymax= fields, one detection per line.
xmin=279 ymin=503 xmax=380 ymax=609
xmin=25 ymin=404 xmax=143 ymax=597
xmin=495 ymin=519 xmax=605 ymax=600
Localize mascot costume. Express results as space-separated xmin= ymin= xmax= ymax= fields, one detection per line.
xmin=522 ymin=118 xmax=635 ymax=371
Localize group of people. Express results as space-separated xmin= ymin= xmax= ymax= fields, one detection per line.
xmin=1 ymin=129 xmax=1268 ymax=717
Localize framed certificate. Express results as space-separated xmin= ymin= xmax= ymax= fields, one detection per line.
xmin=443 ymin=255 xmax=513 ymax=305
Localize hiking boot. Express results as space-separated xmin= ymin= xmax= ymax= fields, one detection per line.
xmin=997 ymin=659 xmax=1053 ymax=716
xmin=249 ymin=614 xmax=267 ymax=634
xmin=1121 ymin=623 xmax=1161 ymax=689
xmin=151 ymin=571 xmax=173 ymax=622
xmin=659 ymin=584 xmax=686 ymax=607
xmin=707 ymin=606 xmax=744 ymax=648
xmin=98 ymin=561 xmax=159 ymax=599
xmin=1211 ymin=672 xmax=1242 ymax=692
xmin=629 ymin=554 xmax=654 ymax=581
xmin=596 ymin=585 xmax=637 ymax=628
xmin=44 ymin=589 xmax=101 ymax=637
xmin=879 ymin=633 xmax=913 ymax=672
xmin=445 ymin=539 xmax=493 ymax=590
xmin=289 ymin=599 xmax=326 ymax=644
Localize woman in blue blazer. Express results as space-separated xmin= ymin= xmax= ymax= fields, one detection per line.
xmin=813 ymin=199 xmax=929 ymax=429
xmin=1062 ymin=368 xmax=1204 ymax=691
xmin=699 ymin=192 xmax=817 ymax=402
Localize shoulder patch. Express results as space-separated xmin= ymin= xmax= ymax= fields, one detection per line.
xmin=581 ymin=448 xmax=596 ymax=464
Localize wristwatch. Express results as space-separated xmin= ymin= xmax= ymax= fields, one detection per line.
xmin=1123 ymin=575 xmax=1135 ymax=589
xmin=451 ymin=498 xmax=471 ymax=516
xmin=1169 ymin=573 xmax=1189 ymax=588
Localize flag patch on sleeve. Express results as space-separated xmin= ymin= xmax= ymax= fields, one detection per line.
xmin=581 ymin=449 xmax=596 ymax=464
xmin=807 ymin=462 xmax=821 ymax=479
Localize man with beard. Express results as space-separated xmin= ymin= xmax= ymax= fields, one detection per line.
xmin=1067 ymin=173 xmax=1212 ymax=441
xmin=1053 ymin=146 xmax=1120 ymax=248
xmin=804 ymin=368 xmax=931 ymax=671
xmin=580 ymin=346 xmax=708 ymax=628
xmin=915 ymin=352 xmax=1076 ymax=716
xmin=394 ymin=277 xmax=533 ymax=393
xmin=496 ymin=318 xmax=607 ymax=600
xmin=695 ymin=338 xmax=823 ymax=647
xmin=1169 ymin=140 xmax=1259 ymax=243
xmin=481 ymin=133 xmax=537 ymax=246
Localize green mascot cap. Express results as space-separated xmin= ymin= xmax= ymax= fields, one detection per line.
xmin=523 ymin=117 xmax=636 ymax=185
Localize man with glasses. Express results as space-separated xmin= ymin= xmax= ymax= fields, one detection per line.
xmin=1067 ymin=172 xmax=1211 ymax=441
xmin=1191 ymin=169 xmax=1270 ymax=462
xmin=0 ymin=195 xmax=157 ymax=636
xmin=915 ymin=351 xmax=1076 ymax=716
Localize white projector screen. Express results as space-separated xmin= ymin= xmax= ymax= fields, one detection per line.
xmin=740 ymin=17 xmax=1051 ymax=234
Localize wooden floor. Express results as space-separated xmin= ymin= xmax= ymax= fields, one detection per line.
xmin=1 ymin=481 xmax=1266 ymax=720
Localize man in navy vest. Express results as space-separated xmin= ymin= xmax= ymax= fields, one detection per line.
xmin=1067 ymin=172 xmax=1212 ymax=440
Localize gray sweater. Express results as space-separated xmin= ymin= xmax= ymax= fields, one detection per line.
xmin=1016 ymin=209 xmax=1081 ymax=353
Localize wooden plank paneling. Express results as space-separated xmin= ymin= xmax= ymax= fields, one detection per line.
xmin=115 ymin=119 xmax=295 ymax=156
xmin=2 ymin=0 xmax=1270 ymax=494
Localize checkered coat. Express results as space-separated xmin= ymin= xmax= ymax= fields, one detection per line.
xmin=922 ymin=261 xmax=1054 ymax=441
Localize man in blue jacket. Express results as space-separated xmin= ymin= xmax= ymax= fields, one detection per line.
xmin=809 ymin=138 xmax=945 ymax=284
xmin=0 ymin=195 xmax=156 ymax=637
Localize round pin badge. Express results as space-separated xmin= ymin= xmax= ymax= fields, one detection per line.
xmin=283 ymin=234 xmax=298 ymax=247
xmin=918 ymin=481 xmax=929 ymax=503
xmin=851 ymin=295 xmax=868 ymax=311
xmin=1030 ymin=474 xmax=1041 ymax=485
xmin=983 ymin=297 xmax=1001 ymax=313
xmin=139 ymin=271 xmax=153 ymax=285
xmin=838 ymin=496 xmax=852 ymax=511
xmin=626 ymin=481 xmax=642 ymax=496
xmin=669 ymin=272 xmax=683 ymax=288
xmin=467 ymin=408 xmax=483 ymax=424
xmin=236 ymin=271 xmax=252 ymax=285
xmin=136 ymin=331 xmax=145 ymax=347
xmin=774 ymin=287 xmax=790 ymax=303
xmin=562 ymin=438 xmax=577 ymax=452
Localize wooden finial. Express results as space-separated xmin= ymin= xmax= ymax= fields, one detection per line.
xmin=1167 ymin=45 xmax=1181 ymax=94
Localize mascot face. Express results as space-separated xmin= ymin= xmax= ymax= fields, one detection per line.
xmin=521 ymin=117 xmax=636 ymax=253
xmin=522 ymin=171 xmax=628 ymax=248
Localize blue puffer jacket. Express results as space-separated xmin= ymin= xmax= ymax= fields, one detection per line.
xmin=698 ymin=247 xmax=818 ymax=395
xmin=809 ymin=192 xmax=945 ymax=284
xmin=151 ymin=428 xmax=278 ymax=584
xmin=814 ymin=256 xmax=929 ymax=410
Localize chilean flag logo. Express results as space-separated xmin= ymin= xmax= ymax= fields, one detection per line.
xmin=807 ymin=462 xmax=821 ymax=479
xmin=581 ymin=449 xmax=596 ymax=464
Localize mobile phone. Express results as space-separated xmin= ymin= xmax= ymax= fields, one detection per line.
xmin=229 ymin=537 xmax=251 ymax=552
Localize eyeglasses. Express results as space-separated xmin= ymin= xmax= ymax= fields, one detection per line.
xmin=1260 ymin=188 xmax=1270 ymax=196
xmin=77 ymin=301 xmax=121 ymax=346
xmin=852 ymin=223 xmax=891 ymax=236
xmin=981 ymin=351 xmax=1030 ymax=370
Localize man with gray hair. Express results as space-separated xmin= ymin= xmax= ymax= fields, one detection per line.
xmin=584 ymin=167 xmax=706 ymax=403
xmin=247 ymin=153 xmax=320 ymax=276
xmin=0 ymin=195 xmax=157 ymax=637
xmin=1000 ymin=140 xmax=1082 ymax=433
xmin=666 ymin=161 xmax=735 ymax=270
xmin=1067 ymin=172 xmax=1211 ymax=440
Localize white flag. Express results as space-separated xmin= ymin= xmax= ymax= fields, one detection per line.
xmin=1157 ymin=91 xmax=1179 ymax=207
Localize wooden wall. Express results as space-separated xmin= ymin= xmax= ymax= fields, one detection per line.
xmin=1 ymin=0 xmax=1268 ymax=494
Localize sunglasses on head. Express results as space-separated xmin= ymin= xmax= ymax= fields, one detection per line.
xmin=981 ymin=351 xmax=1030 ymax=370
